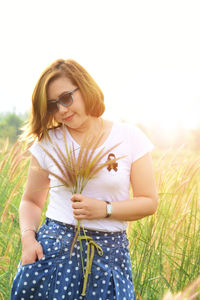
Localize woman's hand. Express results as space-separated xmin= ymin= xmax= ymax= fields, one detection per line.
xmin=21 ymin=232 xmax=44 ymax=266
xmin=71 ymin=194 xmax=107 ymax=220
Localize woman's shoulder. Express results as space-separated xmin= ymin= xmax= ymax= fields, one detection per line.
xmin=110 ymin=121 xmax=154 ymax=161
xmin=111 ymin=121 xmax=154 ymax=147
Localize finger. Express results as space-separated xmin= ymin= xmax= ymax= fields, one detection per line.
xmin=36 ymin=244 xmax=44 ymax=260
xmin=21 ymin=256 xmax=37 ymax=265
xmin=71 ymin=194 xmax=83 ymax=202
xmin=73 ymin=208 xmax=85 ymax=216
xmin=72 ymin=202 xmax=83 ymax=209
xmin=22 ymin=260 xmax=36 ymax=266
xmin=74 ymin=214 xmax=87 ymax=220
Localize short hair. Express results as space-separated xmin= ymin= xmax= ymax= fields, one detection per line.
xmin=21 ymin=59 xmax=105 ymax=142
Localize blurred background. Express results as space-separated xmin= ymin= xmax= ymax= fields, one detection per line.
xmin=0 ymin=0 xmax=199 ymax=150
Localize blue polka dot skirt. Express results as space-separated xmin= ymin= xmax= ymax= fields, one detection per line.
xmin=11 ymin=218 xmax=136 ymax=299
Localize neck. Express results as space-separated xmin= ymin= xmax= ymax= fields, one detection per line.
xmin=67 ymin=117 xmax=103 ymax=137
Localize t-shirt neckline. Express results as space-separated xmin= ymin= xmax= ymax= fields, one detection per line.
xmin=65 ymin=122 xmax=115 ymax=150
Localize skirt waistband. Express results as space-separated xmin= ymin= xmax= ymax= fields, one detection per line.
xmin=45 ymin=217 xmax=126 ymax=237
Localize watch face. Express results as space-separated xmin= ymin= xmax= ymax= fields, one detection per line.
xmin=107 ymin=204 xmax=112 ymax=215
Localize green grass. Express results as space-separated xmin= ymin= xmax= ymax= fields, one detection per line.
xmin=0 ymin=143 xmax=200 ymax=299
xmin=128 ymin=148 xmax=200 ymax=299
xmin=0 ymin=142 xmax=28 ymax=300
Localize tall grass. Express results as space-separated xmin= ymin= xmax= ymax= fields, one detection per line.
xmin=0 ymin=142 xmax=199 ymax=299
xmin=0 ymin=141 xmax=29 ymax=300
xmin=128 ymin=147 xmax=200 ymax=299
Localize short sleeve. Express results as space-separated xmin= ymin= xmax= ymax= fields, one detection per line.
xmin=29 ymin=141 xmax=47 ymax=169
xmin=129 ymin=125 xmax=154 ymax=163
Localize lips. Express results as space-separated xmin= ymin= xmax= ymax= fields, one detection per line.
xmin=62 ymin=114 xmax=75 ymax=122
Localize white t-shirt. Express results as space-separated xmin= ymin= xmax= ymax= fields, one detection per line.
xmin=29 ymin=122 xmax=154 ymax=232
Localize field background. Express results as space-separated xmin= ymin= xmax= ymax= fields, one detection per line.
xmin=1 ymin=0 xmax=200 ymax=298
xmin=0 ymin=139 xmax=199 ymax=299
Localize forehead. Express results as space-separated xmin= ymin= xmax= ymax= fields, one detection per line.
xmin=47 ymin=76 xmax=74 ymax=99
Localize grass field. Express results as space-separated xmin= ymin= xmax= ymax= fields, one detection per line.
xmin=129 ymin=148 xmax=200 ymax=299
xmin=0 ymin=142 xmax=199 ymax=299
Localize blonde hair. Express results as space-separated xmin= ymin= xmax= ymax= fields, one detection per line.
xmin=20 ymin=59 xmax=105 ymax=142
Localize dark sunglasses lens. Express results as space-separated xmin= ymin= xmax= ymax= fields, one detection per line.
xmin=60 ymin=93 xmax=73 ymax=106
xmin=47 ymin=102 xmax=58 ymax=114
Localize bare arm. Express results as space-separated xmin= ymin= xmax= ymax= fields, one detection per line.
xmin=20 ymin=155 xmax=49 ymax=264
xmin=110 ymin=153 xmax=158 ymax=221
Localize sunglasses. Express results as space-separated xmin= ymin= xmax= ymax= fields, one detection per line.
xmin=47 ymin=87 xmax=78 ymax=114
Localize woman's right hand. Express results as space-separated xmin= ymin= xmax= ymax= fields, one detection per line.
xmin=21 ymin=232 xmax=44 ymax=266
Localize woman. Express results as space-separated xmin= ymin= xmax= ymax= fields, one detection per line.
xmin=11 ymin=59 xmax=158 ymax=300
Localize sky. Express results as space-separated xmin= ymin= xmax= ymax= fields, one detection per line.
xmin=0 ymin=0 xmax=200 ymax=130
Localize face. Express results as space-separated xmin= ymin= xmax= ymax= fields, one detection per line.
xmin=47 ymin=76 xmax=89 ymax=130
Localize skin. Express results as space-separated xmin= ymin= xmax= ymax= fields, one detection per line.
xmin=20 ymin=76 xmax=158 ymax=265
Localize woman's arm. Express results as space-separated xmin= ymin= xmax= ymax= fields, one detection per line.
xmin=71 ymin=153 xmax=158 ymax=221
xmin=20 ymin=155 xmax=50 ymax=265
xmin=109 ymin=153 xmax=158 ymax=221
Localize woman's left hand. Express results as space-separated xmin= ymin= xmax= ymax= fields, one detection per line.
xmin=71 ymin=194 xmax=107 ymax=220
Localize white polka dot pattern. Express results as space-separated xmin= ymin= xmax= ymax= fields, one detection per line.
xmin=11 ymin=219 xmax=136 ymax=299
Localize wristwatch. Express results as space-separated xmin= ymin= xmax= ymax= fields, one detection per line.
xmin=105 ymin=201 xmax=112 ymax=218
